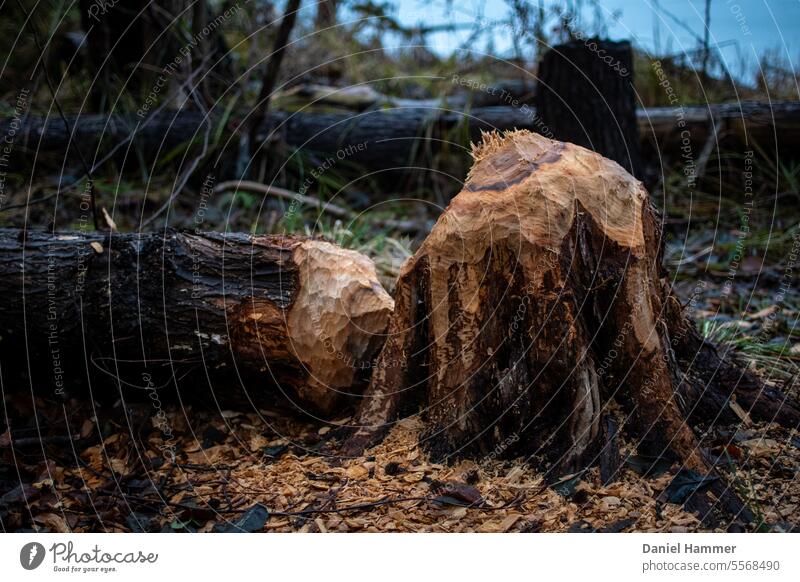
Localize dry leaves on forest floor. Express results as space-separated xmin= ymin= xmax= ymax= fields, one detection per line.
xmin=2 ymin=398 xmax=798 ymax=533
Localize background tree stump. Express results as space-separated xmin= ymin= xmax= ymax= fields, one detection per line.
xmin=344 ymin=131 xmax=799 ymax=512
xmin=536 ymin=39 xmax=643 ymax=179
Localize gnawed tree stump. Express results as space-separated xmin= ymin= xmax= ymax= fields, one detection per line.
xmin=0 ymin=230 xmax=392 ymax=415
xmin=344 ymin=131 xmax=799 ymax=515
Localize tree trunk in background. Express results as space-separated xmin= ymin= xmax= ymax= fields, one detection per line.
xmin=536 ymin=39 xmax=643 ymax=179
xmin=343 ymin=131 xmax=799 ymax=523
xmin=79 ymin=0 xmax=169 ymax=101
xmin=0 ymin=230 xmax=392 ymax=416
xmin=78 ymin=0 xmax=230 ymax=109
xmin=247 ymin=0 xmax=303 ymax=149
xmin=315 ymin=0 xmax=338 ymax=29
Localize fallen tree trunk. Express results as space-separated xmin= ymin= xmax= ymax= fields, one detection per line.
xmin=0 ymin=229 xmax=392 ymax=415
xmin=4 ymin=101 xmax=798 ymax=178
xmin=0 ymin=106 xmax=539 ymax=173
xmin=342 ymin=130 xmax=799 ymax=522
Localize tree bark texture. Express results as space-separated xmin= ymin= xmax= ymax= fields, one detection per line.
xmin=0 ymin=229 xmax=393 ymax=416
xmin=5 ymin=101 xmax=798 ymax=177
xmin=536 ymin=39 xmax=643 ymax=179
xmin=342 ymin=131 xmax=799 ymax=510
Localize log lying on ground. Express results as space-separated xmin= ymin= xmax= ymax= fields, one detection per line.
xmin=0 ymin=229 xmax=393 ymax=415
xmin=0 ymin=107 xmax=538 ymax=173
xmin=5 ymin=101 xmax=798 ymax=178
xmin=343 ymin=130 xmax=799 ymax=520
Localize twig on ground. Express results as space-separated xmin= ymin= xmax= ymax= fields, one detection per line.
xmin=215 ymin=180 xmax=350 ymax=218
xmin=214 ymin=180 xmax=426 ymax=233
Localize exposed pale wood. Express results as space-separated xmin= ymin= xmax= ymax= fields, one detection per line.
xmin=342 ymin=130 xmax=798 ymax=522
xmin=0 ymin=229 xmax=393 ymax=415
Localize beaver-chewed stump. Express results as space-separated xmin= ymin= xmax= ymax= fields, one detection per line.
xmin=344 ymin=130 xmax=799 ymax=520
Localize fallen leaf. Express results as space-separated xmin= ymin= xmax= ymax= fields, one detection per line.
xmin=212 ymin=504 xmax=270 ymax=533
xmin=430 ymin=481 xmax=484 ymax=506
xmin=662 ymin=470 xmax=717 ymax=504
xmin=34 ymin=513 xmax=70 ymax=532
xmin=740 ymin=438 xmax=779 ymax=457
xmin=498 ymin=513 xmax=522 ymax=532
xmin=346 ymin=464 xmax=369 ymax=480
xmin=0 ymin=484 xmax=36 ymax=506
xmin=261 ymin=444 xmax=288 ymax=461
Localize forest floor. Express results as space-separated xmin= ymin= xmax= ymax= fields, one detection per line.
xmin=2 ymin=231 xmax=799 ymax=533
xmin=2 ymin=141 xmax=800 ymax=532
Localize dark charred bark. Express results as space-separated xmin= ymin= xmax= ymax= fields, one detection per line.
xmin=536 ymin=39 xmax=643 ymax=179
xmin=0 ymin=106 xmax=545 ymax=179
xmin=0 ymin=229 xmax=392 ymax=416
